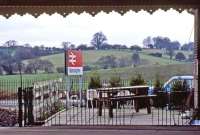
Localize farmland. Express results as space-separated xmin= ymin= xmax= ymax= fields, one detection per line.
xmin=39 ymin=49 xmax=191 ymax=68
xmin=2 ymin=49 xmax=193 ymax=82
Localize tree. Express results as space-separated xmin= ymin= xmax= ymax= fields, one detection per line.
xmin=97 ymin=55 xmax=117 ymax=69
xmin=62 ymin=42 xmax=71 ymax=50
xmin=130 ymin=45 xmax=142 ymax=51
xmin=181 ymin=42 xmax=194 ymax=51
xmin=14 ymin=47 xmax=34 ymax=60
xmin=101 ymin=43 xmax=112 ymax=50
xmin=56 ymin=67 xmax=64 ymax=73
xmin=77 ymin=44 xmax=88 ymax=50
xmin=175 ymin=52 xmax=186 ymax=61
xmin=40 ymin=60 xmax=54 ymax=73
xmin=91 ymin=32 xmax=107 ymax=49
xmin=0 ymin=67 xmax=3 ymax=75
xmin=143 ymin=36 xmax=153 ymax=48
xmin=170 ymin=41 xmax=181 ymax=50
xmin=166 ymin=44 xmax=175 ymax=60
xmin=26 ymin=59 xmax=43 ymax=74
xmin=26 ymin=59 xmax=54 ymax=74
xmin=0 ymin=60 xmax=16 ymax=75
xmin=118 ymin=57 xmax=131 ymax=67
xmin=3 ymin=40 xmax=17 ymax=47
xmin=69 ymin=44 xmax=76 ymax=50
xmin=131 ymin=51 xmax=140 ymax=67
xmin=153 ymin=36 xmax=171 ymax=49
xmin=0 ymin=49 xmax=16 ymax=75
xmin=188 ymin=54 xmax=194 ymax=62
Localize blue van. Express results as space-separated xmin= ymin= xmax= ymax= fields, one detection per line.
xmin=149 ymin=75 xmax=194 ymax=94
xmin=163 ymin=75 xmax=193 ymax=92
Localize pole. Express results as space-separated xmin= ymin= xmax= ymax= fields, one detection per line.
xmin=194 ymin=8 xmax=200 ymax=118
xmin=79 ymin=76 xmax=83 ymax=107
xmin=18 ymin=87 xmax=23 ymax=127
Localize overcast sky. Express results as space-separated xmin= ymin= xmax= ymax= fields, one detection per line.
xmin=0 ymin=9 xmax=194 ymax=48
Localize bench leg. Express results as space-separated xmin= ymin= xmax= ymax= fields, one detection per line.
xmin=98 ymin=100 xmax=102 ymax=116
xmin=108 ymin=100 xmax=113 ymax=118
xmin=134 ymin=100 xmax=139 ymax=112
xmin=147 ymin=99 xmax=151 ymax=114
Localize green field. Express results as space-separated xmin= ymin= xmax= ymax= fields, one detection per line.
xmin=39 ymin=49 xmax=190 ymax=68
xmin=0 ymin=49 xmax=193 ymax=91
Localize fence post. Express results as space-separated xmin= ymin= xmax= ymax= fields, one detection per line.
xmin=28 ymin=87 xmax=34 ymax=125
xmin=18 ymin=87 xmax=23 ymax=127
xmin=24 ymin=88 xmax=27 ymax=126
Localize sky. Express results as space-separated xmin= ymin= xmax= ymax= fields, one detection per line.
xmin=0 ymin=9 xmax=194 ymax=48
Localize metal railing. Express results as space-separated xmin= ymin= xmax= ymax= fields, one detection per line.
xmin=0 ymin=78 xmax=195 ymax=127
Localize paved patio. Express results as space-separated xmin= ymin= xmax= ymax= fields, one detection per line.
xmin=44 ymin=106 xmax=191 ymax=126
xmin=0 ymin=126 xmax=200 ymax=135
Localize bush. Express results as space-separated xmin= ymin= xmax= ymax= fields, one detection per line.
xmin=170 ymin=80 xmax=188 ymax=107
xmin=130 ymin=45 xmax=142 ymax=51
xmin=175 ymin=52 xmax=186 ymax=61
xmin=83 ymin=65 xmax=92 ymax=71
xmin=188 ymin=54 xmax=194 ymax=62
xmin=109 ymin=76 xmax=121 ymax=87
xmin=130 ymin=74 xmax=145 ymax=86
xmin=88 ymin=73 xmax=102 ymax=89
xmin=149 ymin=52 xmax=162 ymax=57
xmin=56 ymin=67 xmax=64 ymax=73
xmin=152 ymin=73 xmax=167 ymax=108
xmin=153 ymin=73 xmax=163 ymax=91
xmin=171 ymin=80 xmax=186 ymax=92
xmin=96 ymin=55 xmax=118 ymax=69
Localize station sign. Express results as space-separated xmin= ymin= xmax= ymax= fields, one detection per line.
xmin=65 ymin=50 xmax=83 ymax=75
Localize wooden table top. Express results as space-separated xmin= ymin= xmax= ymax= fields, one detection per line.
xmin=96 ymin=85 xmax=149 ymax=92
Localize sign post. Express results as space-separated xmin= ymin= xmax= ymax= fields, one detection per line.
xmin=65 ymin=50 xmax=83 ymax=107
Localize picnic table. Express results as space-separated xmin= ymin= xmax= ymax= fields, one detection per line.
xmin=96 ymin=86 xmax=156 ymax=118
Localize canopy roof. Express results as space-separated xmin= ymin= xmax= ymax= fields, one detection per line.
xmin=0 ymin=0 xmax=199 ymax=6
xmin=0 ymin=0 xmax=199 ymax=18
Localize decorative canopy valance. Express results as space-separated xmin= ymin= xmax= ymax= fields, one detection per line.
xmin=0 ymin=0 xmax=199 ymax=18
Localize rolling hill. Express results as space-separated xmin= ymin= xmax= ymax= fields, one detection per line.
xmin=38 ymin=49 xmax=190 ymax=68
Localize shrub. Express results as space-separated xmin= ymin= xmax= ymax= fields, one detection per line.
xmin=88 ymin=73 xmax=102 ymax=89
xmin=83 ymin=65 xmax=92 ymax=71
xmin=56 ymin=67 xmax=64 ymax=73
xmin=109 ymin=76 xmax=121 ymax=87
xmin=130 ymin=73 xmax=145 ymax=86
xmin=96 ymin=55 xmax=118 ymax=69
xmin=149 ymin=52 xmax=162 ymax=57
xmin=130 ymin=45 xmax=142 ymax=51
xmin=170 ymin=80 xmax=188 ymax=107
xmin=175 ymin=52 xmax=186 ymax=61
xmin=171 ymin=80 xmax=186 ymax=92
xmin=152 ymin=73 xmax=167 ymax=108
xmin=153 ymin=73 xmax=163 ymax=90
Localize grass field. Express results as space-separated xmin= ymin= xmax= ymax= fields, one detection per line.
xmin=39 ymin=49 xmax=191 ymax=68
xmin=0 ymin=49 xmax=193 ymax=91
xmin=0 ymin=63 xmax=193 ymax=91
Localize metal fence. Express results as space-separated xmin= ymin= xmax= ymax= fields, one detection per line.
xmin=0 ymin=77 xmax=195 ymax=127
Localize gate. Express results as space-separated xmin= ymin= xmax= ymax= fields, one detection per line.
xmin=18 ymin=87 xmax=34 ymax=127
xmin=0 ymin=78 xmax=195 ymax=127
xmin=42 ymin=78 xmax=195 ymax=126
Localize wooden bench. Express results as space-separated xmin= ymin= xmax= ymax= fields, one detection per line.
xmin=108 ymin=95 xmax=157 ymax=118
xmin=96 ymin=86 xmax=151 ymax=118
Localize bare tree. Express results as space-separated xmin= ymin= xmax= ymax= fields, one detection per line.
xmin=91 ymin=32 xmax=107 ymax=50
xmin=3 ymin=40 xmax=17 ymax=47
xmin=131 ymin=51 xmax=140 ymax=67
xmin=25 ymin=59 xmax=54 ymax=74
xmin=40 ymin=60 xmax=54 ymax=73
xmin=26 ymin=59 xmax=42 ymax=74
xmin=143 ymin=36 xmax=153 ymax=48
xmin=62 ymin=42 xmax=71 ymax=50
